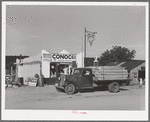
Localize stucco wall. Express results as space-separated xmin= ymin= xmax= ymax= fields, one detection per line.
xmin=18 ymin=63 xmax=41 ymax=85
xmin=42 ymin=62 xmax=50 ymax=78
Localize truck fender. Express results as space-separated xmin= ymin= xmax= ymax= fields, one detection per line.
xmin=64 ymin=81 xmax=78 ymax=89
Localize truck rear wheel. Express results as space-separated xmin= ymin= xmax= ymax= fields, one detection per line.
xmin=108 ymin=82 xmax=120 ymax=93
xmin=65 ymin=84 xmax=76 ymax=95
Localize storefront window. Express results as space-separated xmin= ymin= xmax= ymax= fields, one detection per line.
xmin=50 ymin=61 xmax=74 ymax=78
xmin=58 ymin=64 xmax=69 ymax=75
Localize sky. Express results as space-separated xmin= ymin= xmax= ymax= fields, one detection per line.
xmin=5 ymin=3 xmax=146 ymax=60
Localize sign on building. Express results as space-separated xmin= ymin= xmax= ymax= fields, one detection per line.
xmin=51 ymin=53 xmax=76 ymax=62
xmin=42 ymin=53 xmax=51 ymax=62
xmin=27 ymin=77 xmax=38 ymax=87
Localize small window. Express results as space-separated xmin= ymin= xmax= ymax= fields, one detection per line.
xmin=74 ymin=69 xmax=80 ymax=73
xmin=141 ymin=67 xmax=145 ymax=71
xmin=83 ymin=70 xmax=90 ymax=75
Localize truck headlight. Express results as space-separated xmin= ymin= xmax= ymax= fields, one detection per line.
xmin=55 ymin=83 xmax=58 ymax=87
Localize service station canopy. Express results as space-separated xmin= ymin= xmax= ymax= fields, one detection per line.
xmin=51 ymin=53 xmax=76 ymax=62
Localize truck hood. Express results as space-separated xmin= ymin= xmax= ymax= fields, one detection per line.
xmin=64 ymin=74 xmax=75 ymax=81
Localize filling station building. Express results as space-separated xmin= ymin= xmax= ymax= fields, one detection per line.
xmin=16 ymin=50 xmax=84 ymax=85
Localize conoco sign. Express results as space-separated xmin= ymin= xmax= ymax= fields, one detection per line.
xmin=51 ymin=53 xmax=76 ymax=62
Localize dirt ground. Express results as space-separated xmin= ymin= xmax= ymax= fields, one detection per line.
xmin=5 ymin=84 xmax=145 ymax=110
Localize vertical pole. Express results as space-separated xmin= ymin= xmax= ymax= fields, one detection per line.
xmin=10 ymin=66 xmax=13 ymax=82
xmin=19 ymin=54 xmax=22 ymax=63
xmin=10 ymin=66 xmax=12 ymax=76
xmin=15 ymin=65 xmax=18 ymax=83
xmin=81 ymin=37 xmax=83 ymax=68
xmin=84 ymin=27 xmax=86 ymax=58
xmin=40 ymin=56 xmax=42 ymax=76
xmin=56 ymin=63 xmax=59 ymax=78
xmin=84 ymin=27 xmax=86 ymax=68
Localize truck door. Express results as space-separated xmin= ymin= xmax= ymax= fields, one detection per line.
xmin=81 ymin=69 xmax=93 ymax=88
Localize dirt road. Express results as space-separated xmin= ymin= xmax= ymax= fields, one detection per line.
xmin=5 ymin=85 xmax=145 ymax=110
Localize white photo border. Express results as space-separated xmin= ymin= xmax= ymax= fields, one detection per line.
xmin=2 ymin=1 xmax=149 ymax=121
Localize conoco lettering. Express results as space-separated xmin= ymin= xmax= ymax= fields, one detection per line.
xmin=60 ymin=55 xmax=65 ymax=59
xmin=52 ymin=54 xmax=56 ymax=59
xmin=52 ymin=54 xmax=76 ymax=60
xmin=69 ymin=55 xmax=72 ymax=59
xmin=64 ymin=55 xmax=68 ymax=59
xmin=56 ymin=54 xmax=59 ymax=59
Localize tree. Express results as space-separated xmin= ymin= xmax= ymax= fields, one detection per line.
xmin=98 ymin=46 xmax=136 ymax=66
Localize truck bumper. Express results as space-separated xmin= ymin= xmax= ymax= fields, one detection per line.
xmin=55 ymin=83 xmax=64 ymax=89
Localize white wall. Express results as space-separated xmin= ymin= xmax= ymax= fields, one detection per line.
xmin=76 ymin=52 xmax=84 ymax=68
xmin=17 ymin=50 xmax=51 ymax=82
xmin=42 ymin=62 xmax=50 ymax=78
xmin=41 ymin=50 xmax=51 ymax=78
xmin=18 ymin=63 xmax=41 ymax=85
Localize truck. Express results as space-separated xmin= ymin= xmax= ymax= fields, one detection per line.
xmin=55 ymin=66 xmax=130 ymax=95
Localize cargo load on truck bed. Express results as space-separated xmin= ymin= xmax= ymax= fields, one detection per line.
xmin=88 ymin=66 xmax=128 ymax=82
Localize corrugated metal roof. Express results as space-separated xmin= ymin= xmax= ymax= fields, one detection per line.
xmin=120 ymin=60 xmax=145 ymax=71
xmin=106 ymin=60 xmax=145 ymax=71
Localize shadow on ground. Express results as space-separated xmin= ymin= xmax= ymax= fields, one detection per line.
xmin=119 ymin=88 xmax=129 ymax=91
xmin=79 ymin=87 xmax=130 ymax=93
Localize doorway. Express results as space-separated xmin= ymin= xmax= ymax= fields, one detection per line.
xmin=138 ymin=70 xmax=145 ymax=80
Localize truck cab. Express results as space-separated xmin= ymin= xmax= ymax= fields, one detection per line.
xmin=55 ymin=68 xmax=94 ymax=94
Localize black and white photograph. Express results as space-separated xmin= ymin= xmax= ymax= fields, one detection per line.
xmin=2 ymin=1 xmax=149 ymax=121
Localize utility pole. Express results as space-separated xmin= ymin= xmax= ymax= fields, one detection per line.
xmin=81 ymin=37 xmax=84 ymax=68
xmin=84 ymin=27 xmax=97 ymax=67
xmin=84 ymin=27 xmax=86 ymax=59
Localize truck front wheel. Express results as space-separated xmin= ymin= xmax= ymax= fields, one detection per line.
xmin=108 ymin=82 xmax=120 ymax=93
xmin=64 ymin=84 xmax=76 ymax=95
xmin=56 ymin=87 xmax=63 ymax=92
